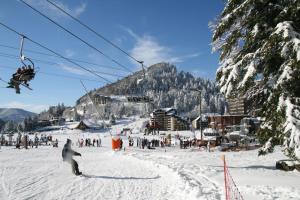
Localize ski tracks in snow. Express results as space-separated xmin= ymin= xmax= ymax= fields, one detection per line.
xmin=0 ymin=147 xmax=201 ymax=200
xmin=127 ymin=151 xmax=223 ymax=200
xmin=74 ymin=151 xmax=189 ymax=200
xmin=0 ymin=145 xmax=223 ymax=200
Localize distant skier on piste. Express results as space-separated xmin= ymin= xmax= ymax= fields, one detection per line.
xmin=62 ymin=139 xmax=82 ymax=176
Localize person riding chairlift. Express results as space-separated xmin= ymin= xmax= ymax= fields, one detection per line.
xmin=7 ymin=64 xmax=35 ymax=92
xmin=7 ymin=67 xmax=22 ymax=93
xmin=7 ymin=36 xmax=36 ymax=94
xmin=21 ymin=65 xmax=34 ymax=86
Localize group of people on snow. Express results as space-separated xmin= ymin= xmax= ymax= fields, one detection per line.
xmin=179 ymin=138 xmax=197 ymax=149
xmin=16 ymin=133 xmax=57 ymax=149
xmin=0 ymin=133 xmax=57 ymax=149
xmin=78 ymin=138 xmax=101 ymax=147
xmin=136 ymin=137 xmax=164 ymax=149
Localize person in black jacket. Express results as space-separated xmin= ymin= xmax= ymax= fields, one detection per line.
xmin=62 ymin=139 xmax=82 ymax=175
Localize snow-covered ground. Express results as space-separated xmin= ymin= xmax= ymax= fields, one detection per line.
xmin=0 ymin=118 xmax=300 ymax=200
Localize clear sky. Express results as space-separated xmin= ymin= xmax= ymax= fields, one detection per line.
xmin=0 ymin=0 xmax=224 ymax=113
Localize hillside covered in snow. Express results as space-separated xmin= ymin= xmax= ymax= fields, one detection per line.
xmin=75 ymin=63 xmax=226 ymax=119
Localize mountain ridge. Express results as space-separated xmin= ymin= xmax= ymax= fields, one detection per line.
xmin=0 ymin=108 xmax=37 ymax=122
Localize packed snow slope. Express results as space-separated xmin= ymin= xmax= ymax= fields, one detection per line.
xmin=0 ymin=118 xmax=300 ymax=200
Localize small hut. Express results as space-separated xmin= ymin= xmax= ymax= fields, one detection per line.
xmin=75 ymin=121 xmax=89 ymax=130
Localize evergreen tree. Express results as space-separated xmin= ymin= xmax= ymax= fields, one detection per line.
xmin=212 ymin=0 xmax=300 ymax=159
xmin=0 ymin=119 xmax=5 ymax=132
xmin=3 ymin=121 xmax=15 ymax=132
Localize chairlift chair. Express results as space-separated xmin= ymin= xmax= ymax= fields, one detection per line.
xmin=7 ymin=36 xmax=37 ymax=93
xmin=19 ymin=36 xmax=36 ymax=82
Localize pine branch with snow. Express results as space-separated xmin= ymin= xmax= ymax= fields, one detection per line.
xmin=212 ymin=0 xmax=300 ymax=159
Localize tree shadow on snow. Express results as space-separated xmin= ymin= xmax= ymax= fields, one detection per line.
xmin=82 ymin=174 xmax=161 ymax=180
xmin=208 ymin=165 xmax=276 ymax=170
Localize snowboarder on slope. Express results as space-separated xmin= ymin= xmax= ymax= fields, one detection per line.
xmin=62 ymin=139 xmax=82 ymax=176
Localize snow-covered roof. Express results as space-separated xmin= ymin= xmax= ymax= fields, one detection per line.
xmin=193 ymin=115 xmax=208 ymax=122
xmin=110 ymin=95 xmax=127 ymax=101
xmin=161 ymin=107 xmax=174 ymax=112
xmin=94 ymin=93 xmax=110 ymax=98
xmin=83 ymin=119 xmax=104 ymax=128
xmin=203 ymin=128 xmax=219 ymax=134
xmin=153 ymin=108 xmax=177 ymax=115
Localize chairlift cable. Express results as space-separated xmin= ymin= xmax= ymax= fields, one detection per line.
xmin=0 ymin=43 xmax=128 ymax=71
xmin=20 ymin=0 xmax=133 ymax=74
xmin=46 ymin=0 xmax=143 ymax=66
xmin=0 ymin=77 xmax=8 ymax=84
xmin=39 ymin=71 xmax=106 ymax=83
xmin=0 ymin=21 xmax=112 ymax=83
xmin=80 ymin=80 xmax=106 ymax=127
xmin=0 ymin=43 xmax=54 ymax=57
xmin=0 ymin=65 xmax=106 ymax=83
xmin=0 ymin=52 xmax=126 ymax=78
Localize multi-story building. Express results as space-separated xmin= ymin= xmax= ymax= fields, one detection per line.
xmin=167 ymin=115 xmax=189 ymax=131
xmin=93 ymin=94 xmax=111 ymax=105
xmin=207 ymin=114 xmax=248 ymax=134
xmin=150 ymin=108 xmax=189 ymax=131
xmin=227 ymin=97 xmax=247 ymax=115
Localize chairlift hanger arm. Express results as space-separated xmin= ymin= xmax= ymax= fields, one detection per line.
xmin=20 ymin=35 xmax=25 ymax=60
xmin=19 ymin=35 xmax=35 ymax=68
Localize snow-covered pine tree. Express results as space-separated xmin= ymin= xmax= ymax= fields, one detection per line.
xmin=212 ymin=0 xmax=300 ymax=159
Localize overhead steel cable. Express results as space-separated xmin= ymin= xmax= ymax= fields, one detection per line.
xmin=0 ymin=52 xmax=57 ymax=65
xmin=0 ymin=43 xmax=53 ymax=57
xmin=0 ymin=77 xmax=8 ymax=84
xmin=0 ymin=43 xmax=126 ymax=71
xmin=0 ymin=21 xmax=112 ymax=83
xmin=46 ymin=0 xmax=143 ymax=65
xmin=20 ymin=0 xmax=133 ymax=73
xmin=80 ymin=80 xmax=106 ymax=127
xmin=0 ymin=65 xmax=105 ymax=83
xmin=0 ymin=52 xmax=126 ymax=78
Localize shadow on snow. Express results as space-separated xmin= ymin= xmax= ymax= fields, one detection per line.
xmin=208 ymin=165 xmax=276 ymax=170
xmin=81 ymin=174 xmax=161 ymax=180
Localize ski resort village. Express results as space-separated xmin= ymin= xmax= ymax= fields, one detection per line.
xmin=0 ymin=1 xmax=299 ymax=200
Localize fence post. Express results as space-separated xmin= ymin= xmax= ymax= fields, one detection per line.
xmin=221 ymin=155 xmax=229 ymax=200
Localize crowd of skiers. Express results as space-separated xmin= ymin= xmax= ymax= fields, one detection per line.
xmin=136 ymin=137 xmax=165 ymax=149
xmin=179 ymin=138 xmax=197 ymax=149
xmin=0 ymin=133 xmax=58 ymax=149
xmin=132 ymin=136 xmax=202 ymax=150
xmin=78 ymin=138 xmax=101 ymax=147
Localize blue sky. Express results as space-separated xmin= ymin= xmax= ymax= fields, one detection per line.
xmin=0 ymin=0 xmax=224 ymax=113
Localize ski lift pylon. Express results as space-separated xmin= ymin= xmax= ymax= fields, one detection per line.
xmin=138 ymin=60 xmax=146 ymax=78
